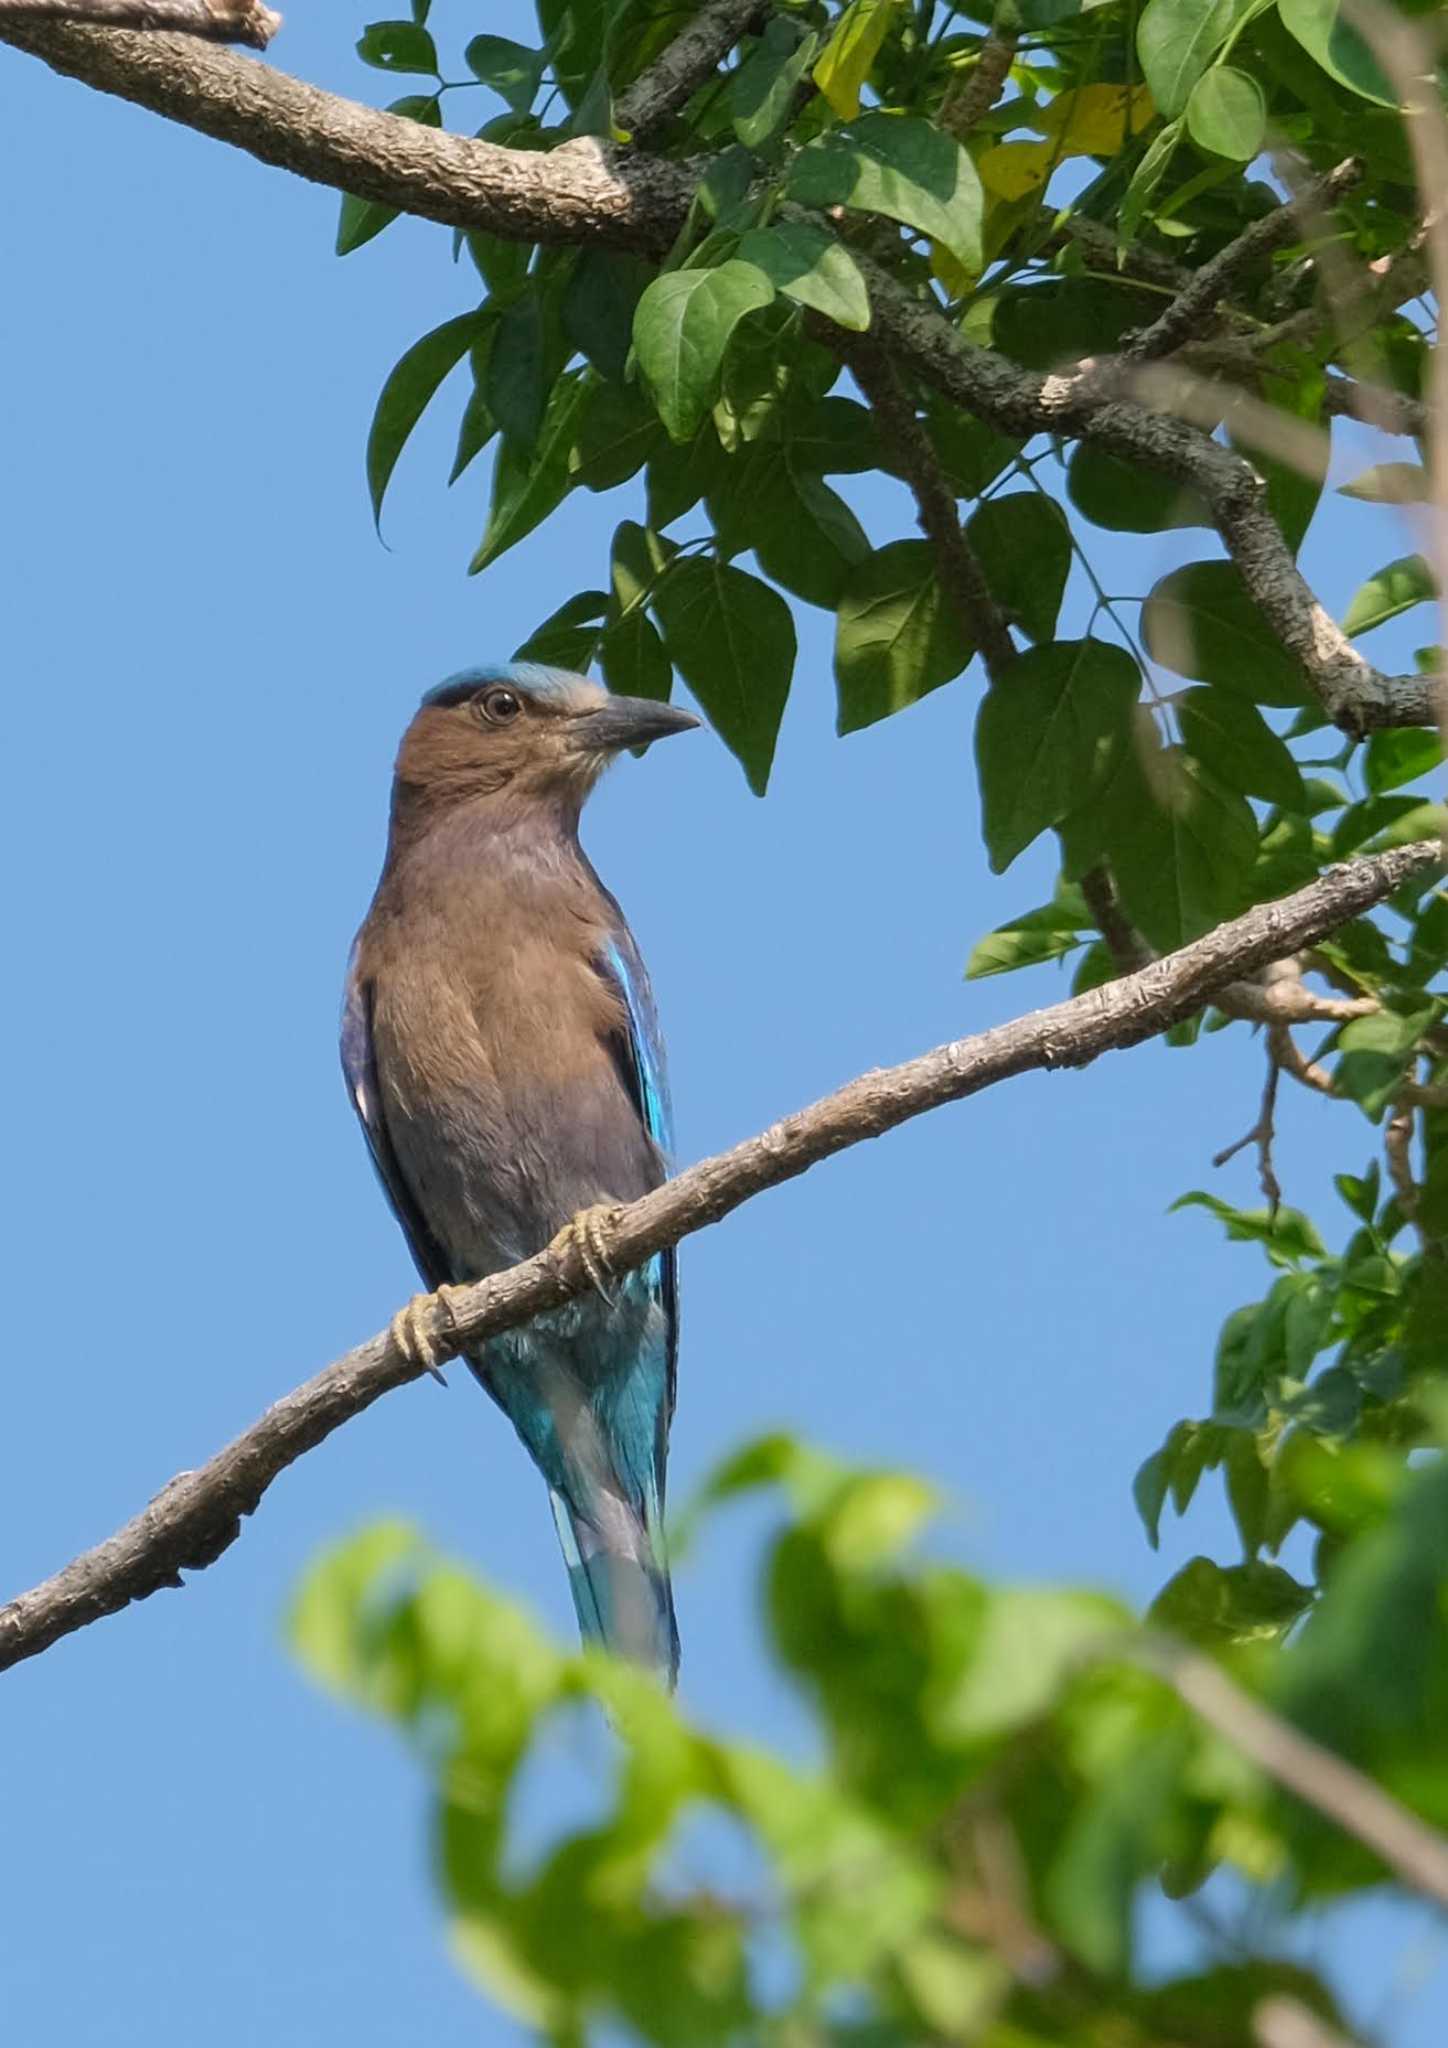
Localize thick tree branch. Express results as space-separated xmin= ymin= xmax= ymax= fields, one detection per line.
xmin=613 ymin=0 xmax=760 ymax=141
xmin=0 ymin=842 xmax=1440 ymax=1677
xmin=0 ymin=19 xmax=696 ymax=247
xmin=0 ymin=0 xmax=277 ymax=43
xmin=0 ymin=21 xmax=1436 ymax=737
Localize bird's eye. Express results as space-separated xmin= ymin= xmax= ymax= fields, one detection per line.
xmin=478 ymin=686 xmax=523 ymax=726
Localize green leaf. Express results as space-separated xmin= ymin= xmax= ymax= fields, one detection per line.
xmin=993 ymin=276 xmax=1157 ymax=373
xmin=812 ymin=0 xmax=897 ymax=120
xmin=336 ymin=95 xmax=439 ymax=254
xmin=600 ymin=608 xmax=673 ymax=702
xmin=464 ymin=34 xmax=545 ymax=112
xmin=731 ymin=18 xmax=819 ymax=150
xmin=570 ymin=377 xmax=665 ymax=493
xmin=965 ymin=492 xmax=1071 ymax=643
xmin=357 ymin=18 xmax=437 ymax=72
xmin=834 ymin=538 xmax=974 ymax=735
xmin=512 ymin=589 xmax=608 ymax=671
xmin=1106 ymin=738 xmax=1260 ymax=950
xmin=1118 ymin=117 xmax=1182 ymax=246
xmin=367 ymin=310 xmax=485 ymax=529
xmin=632 ymin=263 xmax=777 ymax=442
xmin=471 ymin=371 xmax=588 ymax=571
xmin=562 ymin=249 xmax=654 ymax=383
xmin=448 ymin=337 xmax=497 ymax=484
xmin=1364 ymin=727 xmax=1444 ymax=795
xmin=787 ymin=395 xmax=880 ymax=475
xmin=1186 ymin=65 xmax=1266 ymax=158
xmin=922 ymin=401 xmax=1018 ymax=497
xmin=646 ymin=425 xmax=729 ymax=528
xmin=1339 ymin=462 xmax=1431 ymax=505
xmin=1067 ymin=442 xmax=1210 ymax=532
xmin=1178 ymin=689 xmax=1306 ymax=809
xmin=785 ymin=113 xmax=983 ymax=277
xmin=1279 ymin=0 xmax=1396 ymax=105
xmin=975 ymin=639 xmax=1141 ymax=872
xmin=736 ymin=223 xmax=870 ymax=332
xmin=1142 ymin=560 xmax=1309 ymax=706
xmin=609 ymin=518 xmax=676 ymax=617
xmin=1172 ymin=1189 xmax=1326 ymax=1264
xmin=484 ymin=289 xmax=548 ymax=450
xmin=1137 ymin=0 xmax=1245 ymax=115
xmin=654 ymin=559 xmax=795 ymax=793
xmin=941 ymin=1588 xmax=1128 ymax=1740
xmin=1342 ymin=554 xmax=1436 ymax=637
xmin=1148 ymin=1556 xmax=1313 ymax=1644
xmin=711 ymin=447 xmax=868 ymax=609
xmin=965 ymin=900 xmax=1088 ymax=980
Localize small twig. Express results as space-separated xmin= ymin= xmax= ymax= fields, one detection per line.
xmin=1273 ymin=1027 xmax=1337 ymax=1097
xmin=836 ymin=330 xmax=1017 ymax=678
xmin=1385 ymin=1089 xmax=1421 ymax=1233
xmin=1149 ymin=1640 xmax=1448 ymax=1913
xmin=0 ymin=0 xmax=278 ymax=44
xmin=939 ymin=4 xmax=1018 ymax=141
xmin=613 ymin=0 xmax=761 ymax=140
xmin=1080 ymin=862 xmax=1155 ymax=973
xmin=0 ymin=842 xmax=1438 ymax=1678
xmin=1122 ymin=161 xmax=1363 ymax=363
xmin=1213 ymin=1037 xmax=1284 ymax=1215
xmin=1322 ymin=371 xmax=1430 ymax=440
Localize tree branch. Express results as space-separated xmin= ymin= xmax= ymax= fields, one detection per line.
xmin=0 ymin=0 xmax=277 ymax=44
xmin=836 ymin=330 xmax=1016 ymax=679
xmin=1121 ymin=161 xmax=1362 ymax=363
xmin=0 ymin=22 xmax=1436 ymax=736
xmin=0 ymin=19 xmax=696 ymax=247
xmin=613 ymin=0 xmax=760 ymax=141
xmin=1153 ymin=1640 xmax=1448 ymax=1913
xmin=0 ymin=842 xmax=1440 ymax=1677
xmin=939 ymin=2 xmax=1018 ymax=140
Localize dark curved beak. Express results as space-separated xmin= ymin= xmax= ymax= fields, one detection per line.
xmin=575 ymin=696 xmax=701 ymax=752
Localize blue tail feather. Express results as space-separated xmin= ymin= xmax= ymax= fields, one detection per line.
xmin=549 ymin=1486 xmax=679 ymax=1687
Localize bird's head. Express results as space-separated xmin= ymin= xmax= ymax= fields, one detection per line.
xmin=391 ymin=663 xmax=699 ymax=826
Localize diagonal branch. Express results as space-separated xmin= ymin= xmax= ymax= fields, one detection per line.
xmin=0 ymin=0 xmax=278 ymax=43
xmin=0 ymin=841 xmax=1440 ymax=1678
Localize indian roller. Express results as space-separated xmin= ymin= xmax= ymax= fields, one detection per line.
xmin=341 ymin=665 xmax=698 ymax=1685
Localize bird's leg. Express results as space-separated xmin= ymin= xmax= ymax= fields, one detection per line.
xmin=548 ymin=1203 xmax=622 ymax=1304
xmin=388 ymin=1283 xmax=469 ymax=1384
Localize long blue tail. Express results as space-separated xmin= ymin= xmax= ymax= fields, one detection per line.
xmin=549 ymin=1485 xmax=679 ymax=1688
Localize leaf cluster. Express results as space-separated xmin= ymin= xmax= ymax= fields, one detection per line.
xmin=293 ymin=1422 xmax=1448 ymax=2042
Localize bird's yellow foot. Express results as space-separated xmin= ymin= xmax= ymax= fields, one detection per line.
xmin=389 ymin=1283 xmax=469 ymax=1383
xmin=548 ymin=1203 xmax=621 ymax=1301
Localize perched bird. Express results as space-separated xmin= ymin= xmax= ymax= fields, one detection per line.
xmin=342 ymin=664 xmax=698 ymax=1684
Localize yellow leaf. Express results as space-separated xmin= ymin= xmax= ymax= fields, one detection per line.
xmin=978 ymin=139 xmax=1055 ymax=200
xmin=812 ymin=0 xmax=897 ymax=120
xmin=1037 ymin=82 xmax=1155 ymax=153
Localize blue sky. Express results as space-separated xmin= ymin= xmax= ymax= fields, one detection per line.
xmin=1 ymin=8 xmax=1442 ymax=2043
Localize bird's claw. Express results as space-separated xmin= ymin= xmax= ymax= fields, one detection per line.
xmin=549 ymin=1203 xmax=620 ymax=1303
xmin=389 ymin=1283 xmax=467 ymax=1383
